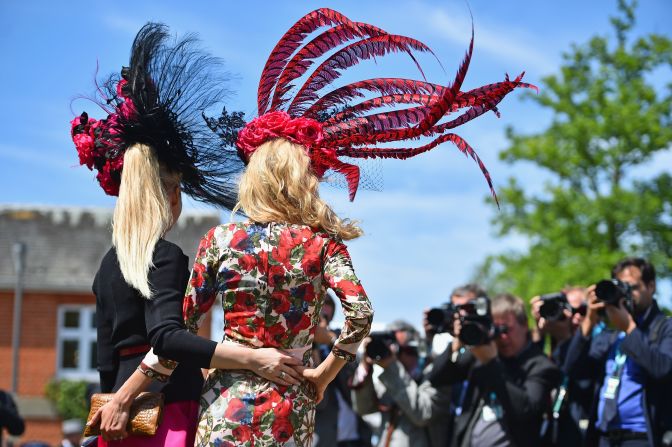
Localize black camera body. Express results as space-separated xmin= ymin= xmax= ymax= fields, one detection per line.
xmin=365 ymin=331 xmax=397 ymax=361
xmin=428 ymin=297 xmax=506 ymax=346
xmin=459 ymin=297 xmax=507 ymax=346
xmin=595 ymin=279 xmax=632 ymax=306
xmin=595 ymin=279 xmax=634 ymax=316
xmin=426 ymin=302 xmax=459 ymax=334
xmin=539 ymin=292 xmax=571 ymax=321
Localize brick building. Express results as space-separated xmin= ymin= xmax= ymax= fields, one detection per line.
xmin=0 ymin=205 xmax=221 ymax=445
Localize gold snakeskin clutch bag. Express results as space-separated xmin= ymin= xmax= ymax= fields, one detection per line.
xmin=83 ymin=392 xmax=164 ymax=437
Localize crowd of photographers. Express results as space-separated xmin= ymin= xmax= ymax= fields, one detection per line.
xmin=310 ymin=257 xmax=672 ymax=447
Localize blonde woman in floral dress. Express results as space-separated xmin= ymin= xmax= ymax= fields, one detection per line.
xmin=185 ymin=0 xmax=534 ymax=439
xmin=183 ymin=136 xmax=373 ymax=447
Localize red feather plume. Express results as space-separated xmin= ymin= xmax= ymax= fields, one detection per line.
xmin=245 ymin=8 xmax=534 ymax=202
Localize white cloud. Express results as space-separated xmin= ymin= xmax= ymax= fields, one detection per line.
xmin=320 ymin=187 xmax=528 ymax=329
xmin=424 ymin=7 xmax=557 ymax=76
xmin=102 ymin=14 xmax=146 ymax=36
xmin=0 ymin=143 xmax=74 ymax=171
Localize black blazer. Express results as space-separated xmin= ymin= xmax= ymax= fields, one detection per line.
xmin=94 ymin=239 xmax=217 ymax=403
xmin=0 ymin=390 xmax=25 ymax=447
xmin=428 ymin=342 xmax=561 ymax=447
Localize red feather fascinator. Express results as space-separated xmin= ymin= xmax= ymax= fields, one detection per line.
xmin=232 ymin=8 xmax=537 ymax=202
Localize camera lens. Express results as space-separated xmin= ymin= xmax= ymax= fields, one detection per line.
xmin=365 ymin=338 xmax=390 ymax=360
xmin=366 ymin=332 xmax=396 ymax=360
xmin=460 ymin=321 xmax=490 ymax=346
xmin=539 ymin=300 xmax=561 ymax=320
xmin=427 ymin=308 xmax=447 ymax=328
xmin=538 ymin=292 xmax=568 ymax=321
xmin=595 ymin=280 xmax=624 ymax=305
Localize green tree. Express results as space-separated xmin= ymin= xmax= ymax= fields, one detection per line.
xmin=475 ymin=0 xmax=672 ymax=300
xmin=45 ymin=379 xmax=90 ymax=421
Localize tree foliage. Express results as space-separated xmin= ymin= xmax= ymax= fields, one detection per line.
xmin=45 ymin=379 xmax=90 ymax=421
xmin=475 ymin=0 xmax=672 ymax=300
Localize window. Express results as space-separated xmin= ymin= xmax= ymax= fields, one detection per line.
xmin=56 ymin=305 xmax=98 ymax=381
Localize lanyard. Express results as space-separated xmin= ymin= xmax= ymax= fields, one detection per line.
xmin=610 ymin=341 xmax=627 ymax=378
xmin=552 ymin=376 xmax=569 ymax=417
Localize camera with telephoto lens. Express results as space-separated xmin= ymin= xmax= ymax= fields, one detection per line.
xmin=539 ymin=292 xmax=571 ymax=321
xmin=459 ymin=296 xmax=507 ymax=346
xmin=595 ymin=278 xmax=633 ymax=309
xmin=365 ymin=331 xmax=397 ymax=361
xmin=426 ymin=302 xmax=459 ymax=334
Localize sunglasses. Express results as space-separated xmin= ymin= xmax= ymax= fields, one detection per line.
xmin=398 ymin=345 xmax=419 ymax=357
xmin=572 ymin=304 xmax=588 ymax=316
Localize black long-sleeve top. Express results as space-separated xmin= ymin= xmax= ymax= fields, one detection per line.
xmin=427 ymin=342 xmax=561 ymax=447
xmin=0 ymin=390 xmax=25 ymax=447
xmin=94 ymin=239 xmax=217 ymax=403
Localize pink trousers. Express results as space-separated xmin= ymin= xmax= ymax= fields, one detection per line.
xmin=99 ymin=401 xmax=199 ymax=447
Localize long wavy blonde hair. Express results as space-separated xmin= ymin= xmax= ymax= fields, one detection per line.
xmin=234 ymin=138 xmax=362 ymax=240
xmin=112 ymin=144 xmax=181 ymax=298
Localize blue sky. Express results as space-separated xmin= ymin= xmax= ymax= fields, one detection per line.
xmin=1 ymin=1 xmax=670 ymax=329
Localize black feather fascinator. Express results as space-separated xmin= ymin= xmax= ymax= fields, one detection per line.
xmin=71 ymin=22 xmax=242 ymax=210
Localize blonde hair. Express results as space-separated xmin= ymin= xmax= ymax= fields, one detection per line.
xmin=112 ymin=144 xmax=180 ymax=298
xmin=234 ymin=138 xmax=362 ymax=240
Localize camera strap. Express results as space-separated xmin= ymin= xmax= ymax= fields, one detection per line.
xmin=552 ymin=376 xmax=569 ymax=419
xmin=382 ymin=405 xmax=400 ymax=447
xmin=549 ymin=376 xmax=570 ymax=444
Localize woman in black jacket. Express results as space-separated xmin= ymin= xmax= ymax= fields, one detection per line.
xmin=73 ymin=23 xmax=302 ymax=447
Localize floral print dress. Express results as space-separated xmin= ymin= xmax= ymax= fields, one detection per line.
xmin=183 ymin=222 xmax=373 ymax=447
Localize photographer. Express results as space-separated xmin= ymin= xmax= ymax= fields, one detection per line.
xmin=427 ymin=293 xmax=561 ymax=447
xmin=0 ymin=389 xmax=25 ymax=446
xmin=423 ymin=283 xmax=488 ymax=443
xmin=531 ymin=287 xmax=588 ymax=351
xmin=531 ymin=288 xmax=595 ymax=446
xmin=351 ymin=321 xmax=452 ymax=447
xmin=424 ymin=284 xmax=488 ymax=361
xmin=564 ymin=258 xmax=672 ymax=446
xmin=314 ymin=293 xmax=372 ymax=447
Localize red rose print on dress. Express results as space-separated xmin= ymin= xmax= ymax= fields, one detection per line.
xmin=336 ymin=279 xmax=365 ymax=298
xmin=183 ymin=222 xmax=373 ymax=446
xmin=270 ymin=290 xmax=292 ymax=314
xmin=293 ymin=283 xmax=315 ymax=303
xmin=268 ymin=264 xmax=287 ymax=287
xmin=232 ymin=291 xmax=257 ymax=314
xmin=264 ymin=322 xmax=288 ymax=346
xmin=197 ymin=228 xmax=216 ymax=258
xmin=222 ymin=269 xmax=241 ymax=290
xmin=289 ymin=314 xmax=312 ymax=333
xmin=238 ymin=254 xmax=257 ymax=272
xmin=257 ymin=251 xmax=269 ymax=275
xmin=224 ymin=398 xmax=250 ymax=423
xmin=190 ymin=262 xmax=206 ymax=288
xmin=232 ymin=425 xmax=252 ymax=443
xmin=230 ymin=229 xmax=250 ymax=252
xmin=271 ymin=416 xmax=294 ymax=443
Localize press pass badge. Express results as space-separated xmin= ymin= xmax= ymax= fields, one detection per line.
xmin=603 ymin=376 xmax=620 ymax=400
xmin=604 ymin=351 xmax=627 ymax=400
xmin=482 ymin=404 xmax=498 ymax=422
xmin=482 ymin=392 xmax=503 ymax=422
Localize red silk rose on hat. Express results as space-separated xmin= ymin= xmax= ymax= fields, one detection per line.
xmin=236 ymin=111 xmax=324 ymax=163
xmin=70 ymin=79 xmax=135 ymax=196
